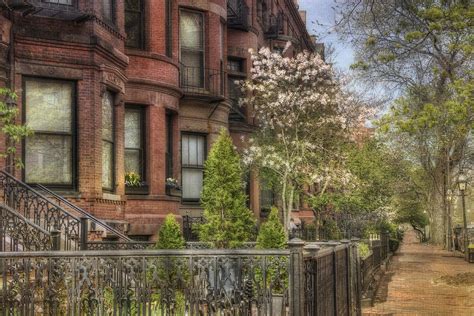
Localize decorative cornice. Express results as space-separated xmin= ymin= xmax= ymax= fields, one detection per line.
xmin=90 ymin=15 xmax=126 ymax=41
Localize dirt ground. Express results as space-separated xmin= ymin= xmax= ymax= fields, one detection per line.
xmin=363 ymin=229 xmax=474 ymax=316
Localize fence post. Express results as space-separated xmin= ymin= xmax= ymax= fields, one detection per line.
xmin=288 ymin=238 xmax=305 ymax=316
xmin=382 ymin=231 xmax=390 ymax=259
xmin=51 ymin=229 xmax=61 ymax=251
xmin=341 ymin=239 xmax=351 ymax=315
xmin=80 ymin=217 xmax=88 ymax=250
xmin=351 ymin=238 xmax=362 ymax=316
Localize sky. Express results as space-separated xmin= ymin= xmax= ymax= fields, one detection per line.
xmin=298 ymin=0 xmax=354 ymax=70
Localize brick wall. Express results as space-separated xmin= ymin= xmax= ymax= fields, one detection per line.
xmin=0 ymin=0 xmax=314 ymax=239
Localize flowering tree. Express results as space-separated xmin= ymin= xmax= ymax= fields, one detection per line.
xmin=241 ymin=48 xmax=371 ymax=233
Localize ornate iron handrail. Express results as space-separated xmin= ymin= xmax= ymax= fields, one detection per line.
xmin=180 ymin=64 xmax=225 ymax=99
xmin=0 ymin=249 xmax=290 ymax=315
xmin=0 ymin=203 xmax=51 ymax=251
xmin=0 ymin=171 xmax=81 ymax=250
xmin=35 ymin=183 xmax=133 ymax=242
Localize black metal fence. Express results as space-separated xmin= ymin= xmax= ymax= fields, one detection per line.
xmin=0 ymin=249 xmax=291 ymax=315
xmin=304 ymin=243 xmax=359 ymax=316
xmin=0 ymin=237 xmax=393 ymax=315
xmin=359 ymin=235 xmax=390 ymax=296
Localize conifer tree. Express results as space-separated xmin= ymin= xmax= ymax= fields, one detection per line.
xmin=154 ymin=214 xmax=185 ymax=249
xmin=256 ymin=207 xmax=286 ymax=249
xmin=199 ymin=129 xmax=256 ymax=248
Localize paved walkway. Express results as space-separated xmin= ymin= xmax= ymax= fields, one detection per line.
xmin=363 ymin=229 xmax=474 ymax=316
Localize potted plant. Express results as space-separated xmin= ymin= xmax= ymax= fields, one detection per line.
xmin=165 ymin=178 xmax=181 ymax=196
xmin=125 ymin=172 xmax=147 ymax=194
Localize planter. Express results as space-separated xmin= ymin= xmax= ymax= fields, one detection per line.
xmin=270 ymin=294 xmax=284 ymax=316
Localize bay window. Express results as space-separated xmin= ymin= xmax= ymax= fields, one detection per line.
xmin=102 ymin=91 xmax=115 ymax=191
xmin=102 ymin=0 xmax=114 ymax=23
xmin=181 ymin=133 xmax=206 ymax=202
xmin=24 ymin=78 xmax=75 ymax=187
xmin=124 ymin=107 xmax=146 ymax=190
xmin=179 ymin=10 xmax=204 ymax=88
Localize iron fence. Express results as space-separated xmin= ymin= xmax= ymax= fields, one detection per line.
xmin=86 ymin=241 xmax=155 ymax=250
xmin=304 ymin=244 xmax=359 ymax=316
xmin=0 ymin=249 xmax=290 ymax=315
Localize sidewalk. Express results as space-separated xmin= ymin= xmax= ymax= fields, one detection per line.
xmin=363 ymin=230 xmax=474 ymax=316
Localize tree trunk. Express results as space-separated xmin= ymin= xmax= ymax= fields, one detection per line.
xmin=429 ymin=191 xmax=445 ymax=245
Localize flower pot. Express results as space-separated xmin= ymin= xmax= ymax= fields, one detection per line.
xmin=270 ymin=294 xmax=284 ymax=316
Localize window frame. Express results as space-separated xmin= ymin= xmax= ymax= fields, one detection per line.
xmin=22 ymin=77 xmax=77 ymax=190
xmin=179 ymin=9 xmax=205 ymax=88
xmin=181 ymin=132 xmax=207 ymax=203
xmin=125 ymin=0 xmax=145 ymax=49
xmin=102 ymin=90 xmax=116 ymax=192
xmin=124 ymin=105 xmax=147 ymax=195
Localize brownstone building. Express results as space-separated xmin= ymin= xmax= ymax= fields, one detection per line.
xmin=0 ymin=0 xmax=315 ymax=240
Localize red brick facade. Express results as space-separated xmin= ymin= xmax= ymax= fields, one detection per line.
xmin=0 ymin=0 xmax=315 ymax=239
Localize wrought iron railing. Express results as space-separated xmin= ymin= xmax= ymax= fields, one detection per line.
xmin=35 ymin=184 xmax=133 ymax=243
xmin=86 ymin=241 xmax=155 ymax=250
xmin=227 ymin=0 xmax=250 ymax=31
xmin=304 ymin=244 xmax=360 ymax=316
xmin=0 ymin=249 xmax=290 ymax=315
xmin=264 ymin=13 xmax=284 ymax=39
xmin=180 ymin=65 xmax=225 ymax=99
xmin=0 ymin=171 xmax=81 ymax=250
xmin=0 ymin=203 xmax=51 ymax=251
xmin=1 ymin=0 xmax=90 ymax=21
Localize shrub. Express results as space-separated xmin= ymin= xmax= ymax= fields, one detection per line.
xmin=152 ymin=214 xmax=187 ymax=313
xmin=154 ymin=214 xmax=185 ymax=249
xmin=389 ymin=238 xmax=400 ymax=253
xmin=357 ymin=242 xmax=371 ymax=258
xmin=199 ymin=129 xmax=256 ymax=248
xmin=256 ymin=207 xmax=286 ymax=249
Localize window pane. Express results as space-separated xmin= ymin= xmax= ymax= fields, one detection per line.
xmin=182 ymin=134 xmax=205 ymax=167
xmin=197 ymin=136 xmax=204 ymax=166
xmin=102 ymin=91 xmax=114 ymax=142
xmin=125 ymin=149 xmax=140 ymax=174
xmin=188 ymin=135 xmax=197 ymax=165
xmin=125 ymin=11 xmax=141 ymax=48
xmin=25 ymin=80 xmax=72 ymax=133
xmin=125 ymin=110 xmax=141 ymax=149
xmin=102 ymin=141 xmax=114 ymax=189
xmin=25 ymin=135 xmax=72 ymax=184
xmin=182 ymin=169 xmax=203 ymax=199
xmin=180 ymin=11 xmax=203 ymax=50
